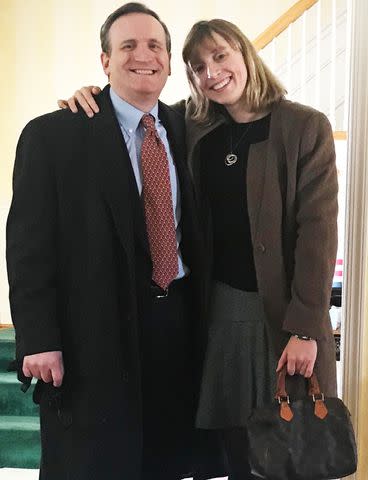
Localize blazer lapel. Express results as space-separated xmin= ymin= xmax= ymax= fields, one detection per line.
xmin=247 ymin=140 xmax=269 ymax=240
xmin=247 ymin=102 xmax=284 ymax=243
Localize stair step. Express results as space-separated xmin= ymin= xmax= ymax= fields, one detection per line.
xmin=0 ymin=416 xmax=39 ymax=431
xmin=0 ymin=329 xmax=15 ymax=341
xmin=0 ymin=340 xmax=15 ymax=372
xmin=0 ymin=373 xmax=38 ymax=416
xmin=0 ymin=416 xmax=40 ymax=469
xmin=0 ymin=328 xmax=16 ymax=372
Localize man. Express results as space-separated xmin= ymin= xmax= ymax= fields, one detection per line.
xmin=6 ymin=4 xmax=223 ymax=479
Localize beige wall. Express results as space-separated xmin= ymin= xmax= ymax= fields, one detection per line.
xmin=0 ymin=0 xmax=295 ymax=202
xmin=0 ymin=0 xmax=295 ymax=324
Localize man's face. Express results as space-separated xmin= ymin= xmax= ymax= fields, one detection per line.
xmin=101 ymin=13 xmax=171 ymax=108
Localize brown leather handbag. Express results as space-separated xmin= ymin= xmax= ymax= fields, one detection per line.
xmin=247 ymin=367 xmax=357 ymax=480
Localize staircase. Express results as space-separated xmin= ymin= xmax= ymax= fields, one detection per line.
xmin=254 ymin=0 xmax=349 ymax=134
xmin=0 ymin=328 xmax=40 ymax=469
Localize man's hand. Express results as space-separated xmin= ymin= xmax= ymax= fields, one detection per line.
xmin=57 ymin=86 xmax=101 ymax=117
xmin=276 ymin=336 xmax=317 ymax=378
xmin=22 ymin=351 xmax=64 ymax=387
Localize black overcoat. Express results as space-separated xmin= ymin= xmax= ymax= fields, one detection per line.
xmin=6 ymin=86 xmax=224 ymax=480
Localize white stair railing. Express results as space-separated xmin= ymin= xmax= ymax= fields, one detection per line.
xmin=254 ymin=0 xmax=349 ymax=134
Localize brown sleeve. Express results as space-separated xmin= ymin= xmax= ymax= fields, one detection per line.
xmin=282 ymin=111 xmax=338 ymax=339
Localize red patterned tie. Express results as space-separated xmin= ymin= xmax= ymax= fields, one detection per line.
xmin=140 ymin=114 xmax=178 ymax=290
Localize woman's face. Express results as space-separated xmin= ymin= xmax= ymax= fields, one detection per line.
xmin=189 ymin=32 xmax=247 ymax=110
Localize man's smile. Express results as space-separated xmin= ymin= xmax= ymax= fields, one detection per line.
xmin=130 ymin=68 xmax=157 ymax=75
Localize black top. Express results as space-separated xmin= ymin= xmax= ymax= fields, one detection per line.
xmin=200 ymin=112 xmax=271 ymax=291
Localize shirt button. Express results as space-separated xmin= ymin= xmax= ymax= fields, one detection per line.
xmin=256 ymin=243 xmax=266 ymax=253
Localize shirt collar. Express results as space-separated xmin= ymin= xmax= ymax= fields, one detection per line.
xmin=109 ymin=87 xmax=159 ymax=135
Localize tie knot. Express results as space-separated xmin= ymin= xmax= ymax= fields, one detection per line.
xmin=141 ymin=113 xmax=156 ymax=131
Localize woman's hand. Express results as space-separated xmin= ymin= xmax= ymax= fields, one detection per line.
xmin=57 ymin=86 xmax=101 ymax=117
xmin=276 ymin=336 xmax=317 ymax=378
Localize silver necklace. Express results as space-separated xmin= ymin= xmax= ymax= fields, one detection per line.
xmin=225 ymin=123 xmax=252 ymax=166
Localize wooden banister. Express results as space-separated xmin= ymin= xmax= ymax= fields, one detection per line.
xmin=334 ymin=131 xmax=348 ymax=140
xmin=253 ymin=0 xmax=318 ymax=51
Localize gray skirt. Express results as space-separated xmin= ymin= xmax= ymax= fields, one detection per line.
xmin=196 ymin=281 xmax=277 ymax=429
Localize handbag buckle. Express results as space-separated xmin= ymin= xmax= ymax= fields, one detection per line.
xmin=277 ymin=395 xmax=290 ymax=404
xmin=312 ymin=393 xmax=325 ymax=402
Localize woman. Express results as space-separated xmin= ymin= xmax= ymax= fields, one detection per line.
xmin=59 ymin=19 xmax=338 ymax=479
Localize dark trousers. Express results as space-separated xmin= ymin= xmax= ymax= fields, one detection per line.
xmin=140 ymin=277 xmax=196 ymax=480
xmin=222 ymin=428 xmax=257 ymax=480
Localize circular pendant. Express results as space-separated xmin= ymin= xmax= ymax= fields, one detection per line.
xmin=225 ymin=153 xmax=238 ymax=166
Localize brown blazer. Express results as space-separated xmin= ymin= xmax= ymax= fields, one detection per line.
xmin=185 ymin=99 xmax=338 ymax=397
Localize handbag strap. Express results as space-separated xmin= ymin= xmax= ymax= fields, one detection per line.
xmin=275 ymin=366 xmax=328 ymax=421
xmin=308 ymin=371 xmax=322 ymax=396
xmin=275 ymin=367 xmax=294 ymax=421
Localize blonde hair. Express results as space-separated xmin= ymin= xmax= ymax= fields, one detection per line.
xmin=182 ymin=19 xmax=286 ymax=123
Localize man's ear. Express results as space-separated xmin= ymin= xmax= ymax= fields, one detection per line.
xmin=101 ymin=52 xmax=110 ymax=76
xmin=168 ymin=52 xmax=171 ymax=76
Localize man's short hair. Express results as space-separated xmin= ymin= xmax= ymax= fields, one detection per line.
xmin=100 ymin=2 xmax=171 ymax=55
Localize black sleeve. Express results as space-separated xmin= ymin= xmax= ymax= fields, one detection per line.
xmin=6 ymin=119 xmax=61 ymax=359
xmin=170 ymin=99 xmax=187 ymax=115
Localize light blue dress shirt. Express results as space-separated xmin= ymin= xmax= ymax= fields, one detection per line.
xmin=109 ymin=87 xmax=187 ymax=279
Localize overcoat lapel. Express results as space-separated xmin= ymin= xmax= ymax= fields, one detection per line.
xmin=91 ymin=86 xmax=149 ymax=259
xmin=158 ymin=102 xmax=196 ymax=261
xmin=158 ymin=102 xmax=187 ymax=192
xmin=159 ymin=102 xmax=206 ymax=348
